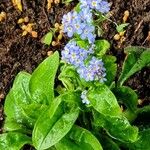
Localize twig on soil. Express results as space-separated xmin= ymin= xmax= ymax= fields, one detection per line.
xmin=134 ymin=20 xmax=143 ymax=33
xmin=142 ymin=31 xmax=150 ymax=45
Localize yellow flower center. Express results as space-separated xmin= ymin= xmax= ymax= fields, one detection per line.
xmin=92 ymin=1 xmax=97 ymax=7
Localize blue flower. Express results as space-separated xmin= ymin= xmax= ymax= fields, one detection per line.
xmin=80 ymin=0 xmax=90 ymax=9
xmin=79 ymin=7 xmax=93 ymax=23
xmin=61 ymin=41 xmax=90 ymax=67
xmin=79 ymin=0 xmax=110 ymax=13
xmin=61 ymin=41 xmax=107 ymax=83
xmin=98 ymin=1 xmax=110 ymax=13
xmin=81 ymin=90 xmax=90 ymax=105
xmin=62 ymin=8 xmax=96 ymax=43
xmin=80 ymin=25 xmax=96 ymax=43
xmin=63 ymin=25 xmax=74 ymax=37
xmin=90 ymin=0 xmax=100 ymax=9
xmin=62 ymin=12 xmax=72 ymax=25
xmin=77 ymin=56 xmax=107 ymax=82
xmin=73 ymin=22 xmax=85 ymax=35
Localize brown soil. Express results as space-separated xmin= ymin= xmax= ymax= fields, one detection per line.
xmin=0 ymin=0 xmax=150 ymax=145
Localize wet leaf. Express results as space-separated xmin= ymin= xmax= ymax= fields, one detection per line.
xmin=29 ymin=51 xmax=59 ymax=105
xmin=93 ymin=111 xmax=138 ymax=143
xmin=128 ymin=129 xmax=150 ymax=150
xmin=99 ymin=135 xmax=120 ymax=150
xmin=3 ymin=118 xmax=30 ymax=134
xmin=22 ymin=103 xmax=48 ymax=126
xmin=103 ymin=55 xmax=117 ymax=86
xmin=59 ymin=64 xmax=79 ymax=90
xmin=55 ymin=125 xmax=103 ymax=150
xmin=88 ymin=85 xmax=121 ymax=116
xmin=112 ymin=86 xmax=138 ymax=112
xmin=95 ymin=40 xmax=110 ymax=57
xmin=88 ymin=85 xmax=138 ymax=142
xmin=118 ymin=46 xmax=150 ymax=86
xmin=0 ymin=132 xmax=31 ymax=150
xmin=4 ymin=72 xmax=33 ymax=128
xmin=32 ymin=92 xmax=79 ymax=150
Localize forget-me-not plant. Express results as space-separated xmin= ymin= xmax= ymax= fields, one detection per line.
xmin=61 ymin=0 xmax=110 ymax=104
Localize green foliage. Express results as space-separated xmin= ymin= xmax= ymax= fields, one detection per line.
xmin=113 ymin=86 xmax=138 ymax=112
xmin=118 ymin=46 xmax=150 ymax=86
xmin=4 ymin=72 xmax=33 ymax=128
xmin=42 ymin=31 xmax=53 ymax=45
xmin=103 ymin=55 xmax=117 ymax=86
xmin=62 ymin=0 xmax=74 ymax=5
xmin=76 ymin=40 xmax=90 ymax=49
xmin=116 ymin=23 xmax=129 ymax=33
xmin=95 ymin=40 xmax=110 ymax=57
xmin=56 ymin=125 xmax=103 ymax=150
xmin=29 ymin=51 xmax=59 ymax=105
xmin=88 ymin=85 xmax=121 ymax=116
xmin=0 ymin=132 xmax=31 ymax=150
xmin=1 ymin=42 xmax=149 ymax=149
xmin=33 ymin=93 xmax=79 ymax=150
xmin=88 ymin=85 xmax=138 ymax=142
xmin=99 ymin=136 xmax=120 ymax=150
xmin=127 ymin=129 xmax=150 ymax=150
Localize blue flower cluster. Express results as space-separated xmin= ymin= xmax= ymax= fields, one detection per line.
xmin=62 ymin=0 xmax=110 ymax=44
xmin=81 ymin=90 xmax=90 ymax=105
xmin=80 ymin=0 xmax=110 ymax=13
xmin=61 ymin=0 xmax=109 ymax=105
xmin=61 ymin=41 xmax=93 ymax=68
xmin=62 ymin=9 xmax=95 ymax=44
xmin=77 ymin=56 xmax=107 ymax=82
xmin=61 ymin=41 xmax=107 ymax=83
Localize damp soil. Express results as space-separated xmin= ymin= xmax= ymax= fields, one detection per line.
xmin=0 ymin=0 xmax=150 ymax=147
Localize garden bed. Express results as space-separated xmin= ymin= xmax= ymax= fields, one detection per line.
xmin=0 ymin=0 xmax=150 ymax=149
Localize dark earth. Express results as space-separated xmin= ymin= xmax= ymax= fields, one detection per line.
xmin=0 ymin=0 xmax=150 ymax=148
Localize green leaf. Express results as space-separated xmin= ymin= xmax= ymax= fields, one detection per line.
xmin=4 ymin=72 xmax=31 ymax=117
xmin=29 ymin=51 xmax=59 ymax=105
xmin=99 ymin=135 xmax=120 ymax=150
xmin=95 ymin=40 xmax=110 ymax=57
xmin=134 ymin=105 xmax=150 ymax=129
xmin=3 ymin=118 xmax=30 ymax=134
xmin=74 ymin=3 xmax=81 ymax=12
xmin=59 ymin=64 xmax=80 ymax=90
xmin=116 ymin=23 xmax=129 ymax=32
xmin=93 ymin=111 xmax=138 ymax=143
xmin=128 ymin=129 xmax=150 ymax=150
xmin=32 ymin=92 xmax=80 ymax=150
xmin=118 ymin=46 xmax=150 ymax=86
xmin=112 ymin=86 xmax=138 ymax=122
xmin=0 ymin=132 xmax=31 ymax=150
xmin=56 ymin=125 xmax=103 ymax=150
xmin=22 ymin=103 xmax=48 ymax=125
xmin=112 ymin=86 xmax=138 ymax=112
xmin=88 ymin=85 xmax=138 ymax=142
xmin=76 ymin=40 xmax=89 ymax=49
xmin=88 ymin=85 xmax=121 ymax=116
xmin=4 ymin=72 xmax=34 ymax=128
xmin=103 ymin=55 xmax=117 ymax=86
xmin=42 ymin=31 xmax=53 ymax=45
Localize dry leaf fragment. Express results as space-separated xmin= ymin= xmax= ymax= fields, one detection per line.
xmin=47 ymin=0 xmax=53 ymax=10
xmin=54 ymin=0 xmax=60 ymax=4
xmin=12 ymin=0 xmax=22 ymax=11
xmin=0 ymin=11 xmax=6 ymax=22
